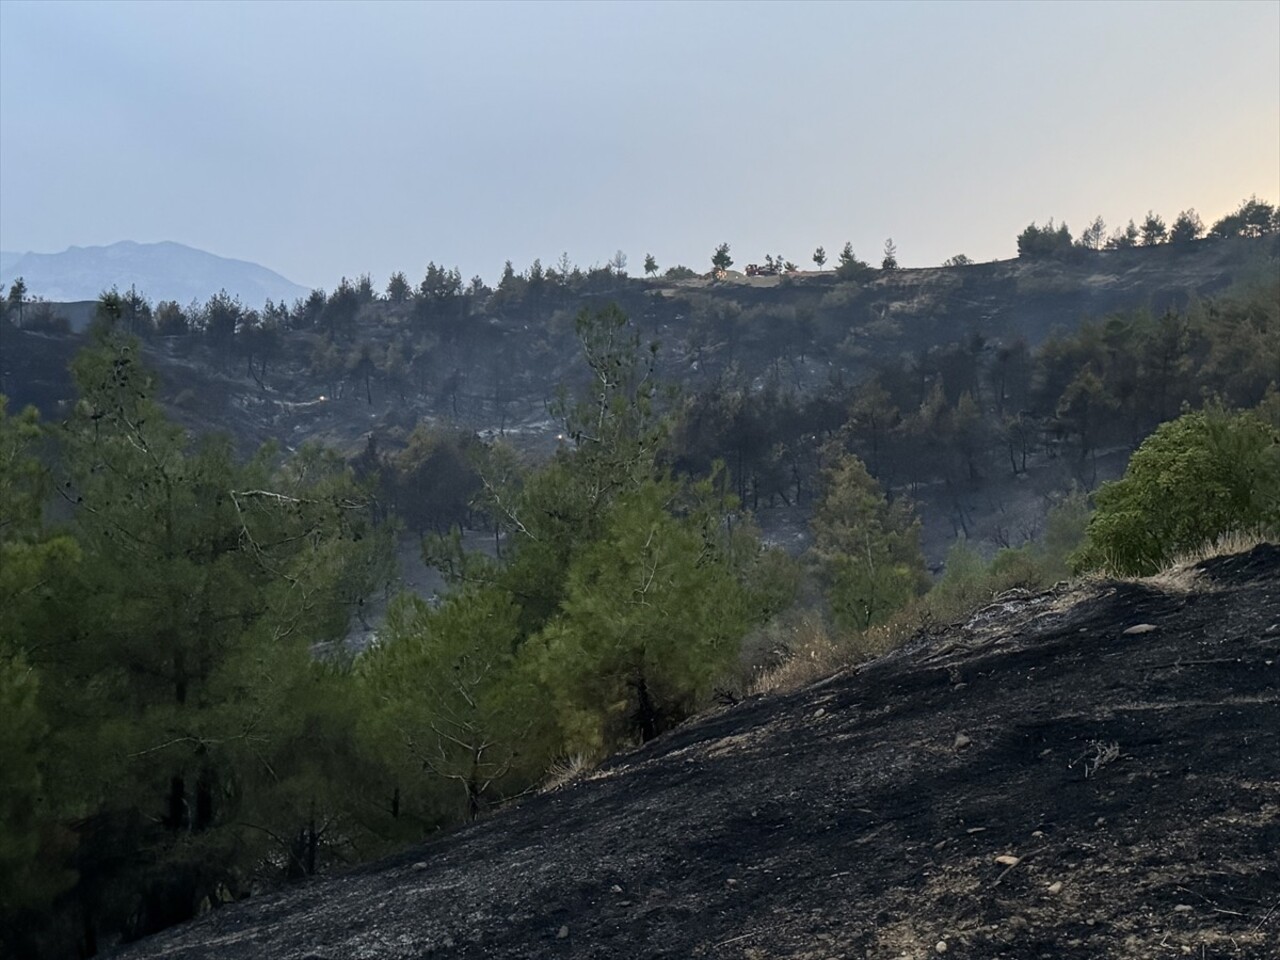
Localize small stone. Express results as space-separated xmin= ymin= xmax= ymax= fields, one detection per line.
xmin=814 ymin=707 xmax=826 ymax=719
xmin=954 ymin=733 xmax=972 ymax=750
xmin=1031 ymin=830 xmax=1045 ymax=838
xmin=610 ymin=884 xmax=623 ymax=894
xmin=726 ymin=878 xmax=739 ymax=887
xmin=412 ymin=861 xmax=429 ymax=872
xmin=557 ymin=924 xmax=570 ymax=939
xmin=935 ymin=940 xmax=948 ymax=954
xmin=966 ymin=826 xmax=987 ymax=834
xmin=1123 ymin=623 xmax=1157 ymax=635
xmin=1047 ymin=881 xmax=1063 ymax=895
xmin=934 ymin=839 xmax=948 ymax=850
xmin=995 ymin=855 xmax=1020 ymax=866
xmin=1095 ymin=817 xmax=1106 ymax=827
xmin=1174 ymin=904 xmax=1193 ymax=913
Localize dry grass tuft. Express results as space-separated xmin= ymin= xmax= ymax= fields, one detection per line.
xmin=749 ymin=615 xmax=845 ymax=695
xmin=1168 ymin=528 xmax=1274 ymax=565
xmin=750 ymin=605 xmax=931 ymax=695
xmin=540 ymin=753 xmax=594 ymax=793
xmin=1136 ymin=529 xmax=1275 ymax=592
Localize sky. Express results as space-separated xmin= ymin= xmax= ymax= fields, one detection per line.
xmin=1 ymin=0 xmax=1277 ymax=291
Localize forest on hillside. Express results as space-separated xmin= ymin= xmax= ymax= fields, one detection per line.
xmin=2 ymin=201 xmax=1277 ymax=554
xmin=1 ymin=200 xmax=1278 ymax=958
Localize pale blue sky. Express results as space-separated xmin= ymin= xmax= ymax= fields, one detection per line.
xmin=2 ymin=0 xmax=1277 ymax=290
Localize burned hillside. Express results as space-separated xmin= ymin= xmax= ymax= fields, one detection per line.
xmin=4 ymin=235 xmax=1275 ymax=572
xmin=109 ymin=543 xmax=1280 ymax=960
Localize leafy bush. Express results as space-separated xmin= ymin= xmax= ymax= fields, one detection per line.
xmin=1072 ymin=407 xmax=1279 ymax=575
xmin=927 ymin=539 xmax=991 ymax=615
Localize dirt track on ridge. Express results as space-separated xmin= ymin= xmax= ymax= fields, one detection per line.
xmin=113 ymin=546 xmax=1280 ymax=960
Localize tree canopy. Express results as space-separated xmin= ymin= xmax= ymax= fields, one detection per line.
xmin=1073 ymin=406 xmax=1280 ymax=575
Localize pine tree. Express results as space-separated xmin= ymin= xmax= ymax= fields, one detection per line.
xmin=17 ymin=333 xmax=395 ymax=945
xmin=881 ymin=238 xmax=899 ymax=270
xmin=360 ymin=587 xmax=547 ymax=821
xmin=535 ymin=479 xmax=751 ymax=752
xmin=0 ymin=400 xmax=81 ymax=934
xmin=808 ymin=451 xmax=928 ymax=631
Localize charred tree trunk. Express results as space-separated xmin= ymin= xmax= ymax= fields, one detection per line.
xmin=465 ymin=750 xmax=482 ymax=823
xmin=634 ymin=674 xmax=659 ymax=743
xmin=80 ymin=898 xmax=98 ymax=958
xmin=164 ymin=776 xmax=186 ymax=831
xmin=194 ymin=769 xmax=214 ymax=833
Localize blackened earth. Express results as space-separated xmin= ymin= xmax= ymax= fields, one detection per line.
xmin=112 ymin=546 xmax=1280 ymax=960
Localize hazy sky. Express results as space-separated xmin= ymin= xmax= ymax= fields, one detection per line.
xmin=2 ymin=0 xmax=1277 ymax=291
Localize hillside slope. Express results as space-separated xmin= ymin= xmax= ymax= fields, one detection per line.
xmin=5 ymin=237 xmax=1274 ymax=440
xmin=111 ymin=545 xmax=1280 ymax=960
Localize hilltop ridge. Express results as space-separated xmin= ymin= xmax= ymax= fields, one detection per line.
xmin=6 ymin=235 xmax=1273 ymax=448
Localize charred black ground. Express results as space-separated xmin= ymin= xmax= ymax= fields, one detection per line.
xmin=111 ymin=545 xmax=1280 ymax=960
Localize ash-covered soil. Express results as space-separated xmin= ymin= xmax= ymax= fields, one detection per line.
xmin=112 ymin=546 xmax=1280 ymax=960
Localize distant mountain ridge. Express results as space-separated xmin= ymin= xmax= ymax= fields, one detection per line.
xmin=0 ymin=240 xmax=311 ymax=307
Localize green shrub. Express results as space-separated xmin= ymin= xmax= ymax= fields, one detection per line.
xmin=1040 ymin=489 xmax=1091 ymax=579
xmin=987 ymin=545 xmax=1048 ymax=590
xmin=1072 ymin=407 xmax=1279 ymax=575
xmin=927 ymin=539 xmax=991 ymax=617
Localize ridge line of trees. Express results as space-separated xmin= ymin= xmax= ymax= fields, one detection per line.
xmin=1018 ymin=195 xmax=1278 ymax=260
